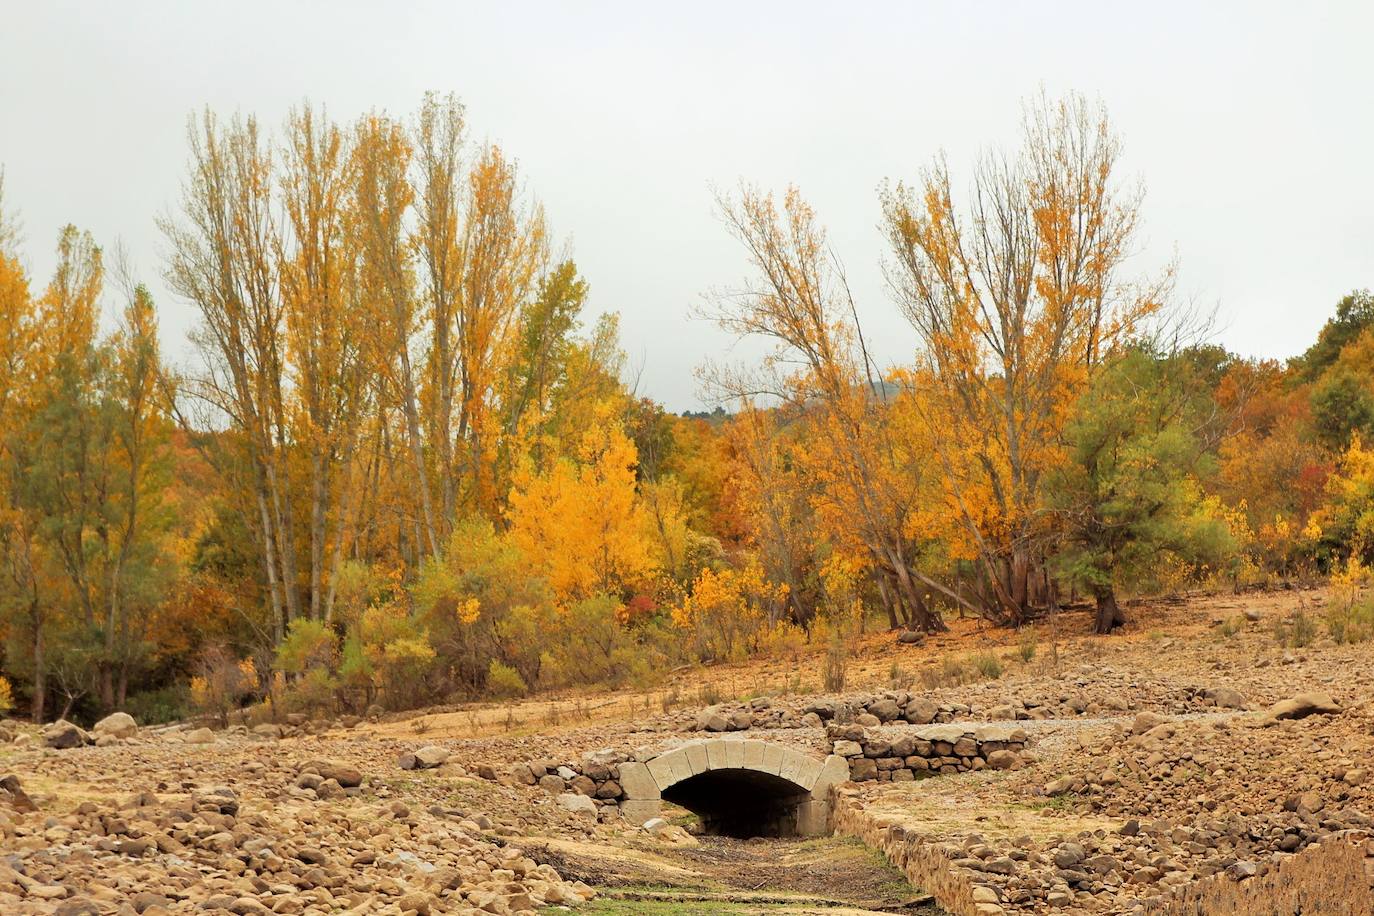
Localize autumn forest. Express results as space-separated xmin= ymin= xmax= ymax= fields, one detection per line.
xmin=2 ymin=92 xmax=1372 ymax=727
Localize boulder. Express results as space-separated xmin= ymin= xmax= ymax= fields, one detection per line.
xmin=183 ymin=727 xmax=215 ymax=744
xmin=0 ymin=774 xmax=37 ymax=813
xmin=1200 ymin=686 xmax=1247 ymax=709
xmin=302 ymin=759 xmax=363 ymax=788
xmin=985 ymin=749 xmax=1021 ymax=770
xmin=92 ymin=712 xmax=138 ymax=740
xmin=43 ymin=720 xmax=90 ymax=749
xmin=903 ymin=698 xmax=939 ymax=725
xmin=1268 ymin=692 xmax=1342 ymax=720
xmin=699 ymin=710 xmax=730 ymax=732
xmin=849 ymin=758 xmax=878 ymax=780
xmin=833 ymin=739 xmax=863 ymax=757
xmin=557 ymin=793 xmax=597 ymax=818
xmin=415 ymin=745 xmax=455 ymax=769
xmin=867 ymin=698 xmax=902 ymax=722
xmin=803 ymin=701 xmax=836 ymax=720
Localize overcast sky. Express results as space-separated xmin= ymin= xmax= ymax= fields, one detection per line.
xmin=2 ymin=1 xmax=1370 ymax=410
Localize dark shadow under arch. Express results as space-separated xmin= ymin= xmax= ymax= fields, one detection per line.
xmin=661 ymin=767 xmax=810 ymax=838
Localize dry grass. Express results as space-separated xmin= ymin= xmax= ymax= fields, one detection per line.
xmin=365 ymin=588 xmax=1318 ymax=742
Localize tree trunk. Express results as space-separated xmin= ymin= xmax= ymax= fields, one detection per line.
xmin=875 ymin=574 xmax=899 ymax=630
xmin=99 ymin=667 xmax=114 ymax=711
xmin=31 ymin=608 xmax=44 ymax=722
xmin=1094 ymin=587 xmax=1125 ymax=634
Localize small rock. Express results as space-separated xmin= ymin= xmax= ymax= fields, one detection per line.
xmin=1201 ymin=686 xmax=1247 ymax=709
xmin=1131 ymin=712 xmax=1169 ymax=735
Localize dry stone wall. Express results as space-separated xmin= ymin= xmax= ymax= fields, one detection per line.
xmin=831 ymin=790 xmax=988 ymax=916
xmin=505 ymin=747 xmax=630 ymax=823
xmin=1150 ymin=831 xmax=1374 ymax=915
xmin=828 ymin=722 xmax=1031 ymax=782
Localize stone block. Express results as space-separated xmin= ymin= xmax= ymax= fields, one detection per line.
xmin=833 ymin=739 xmax=863 ymax=757
xmin=795 ymin=798 xmax=831 ymax=836
xmin=742 ymin=740 xmax=766 ymax=770
xmin=615 ymin=763 xmax=656 ymax=796
xmin=667 ymin=749 xmax=693 ymax=785
xmin=849 ymin=757 xmax=878 ymax=781
xmin=618 ymin=799 xmax=662 ymax=825
xmin=647 ymin=753 xmax=677 ymax=791
xmin=793 ymin=757 xmax=822 ymax=791
xmin=761 ymin=743 xmax=785 ymax=775
xmin=705 ymin=739 xmax=728 ymax=770
xmin=724 ymin=739 xmax=746 ymax=769
xmin=915 ymin=724 xmax=968 ymax=744
xmin=812 ymin=755 xmax=849 ymax=794
xmin=684 ymin=741 xmax=708 ymax=775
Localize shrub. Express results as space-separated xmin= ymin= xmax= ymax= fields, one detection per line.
xmin=358 ymin=596 xmax=436 ymax=709
xmin=697 ymin=682 xmax=722 ymax=706
xmin=123 ymin=684 xmax=190 ymax=725
xmin=1273 ymin=609 xmax=1318 ymax=648
xmin=274 ymin=619 xmax=336 ymax=675
xmin=190 ymin=645 xmax=259 ymax=726
xmin=281 ymin=666 xmax=338 ymax=716
xmin=672 ymin=561 xmax=787 ymax=664
xmin=822 ymin=631 xmax=847 ymax=692
xmin=940 ymin=656 xmax=970 ymax=685
xmin=971 ymin=651 xmax=1003 ymax=680
xmin=337 ymin=633 xmax=376 ymax=711
xmin=486 ymin=660 xmax=528 ymax=699
xmin=0 ymin=675 xmax=13 ymax=715
xmin=1018 ymin=629 xmax=1038 ymax=663
xmin=1327 ymin=596 xmax=1374 ymax=644
xmin=537 ymin=594 xmax=667 ymax=690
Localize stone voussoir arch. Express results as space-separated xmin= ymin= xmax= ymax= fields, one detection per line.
xmin=616 ymin=738 xmax=848 ymax=837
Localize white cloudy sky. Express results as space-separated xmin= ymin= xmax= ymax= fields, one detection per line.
xmin=1 ymin=1 xmax=1370 ymax=410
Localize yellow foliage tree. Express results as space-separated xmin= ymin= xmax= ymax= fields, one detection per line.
xmin=507 ymin=404 xmax=664 ymax=603
xmin=880 ymin=92 xmax=1171 ymax=623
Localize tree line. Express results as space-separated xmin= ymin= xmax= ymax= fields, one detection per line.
xmin=1 ymin=92 xmax=1371 ymax=724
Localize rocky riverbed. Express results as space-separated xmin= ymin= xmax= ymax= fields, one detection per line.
xmin=3 ymin=589 xmax=1374 ymax=913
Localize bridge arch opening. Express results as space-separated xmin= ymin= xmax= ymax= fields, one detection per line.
xmin=617 ymin=740 xmax=848 ymax=838
xmin=662 ymin=767 xmax=810 ymax=838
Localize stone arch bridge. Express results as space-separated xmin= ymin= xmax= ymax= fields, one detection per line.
xmin=615 ymin=738 xmax=848 ymax=838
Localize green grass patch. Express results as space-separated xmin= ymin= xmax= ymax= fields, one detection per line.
xmin=547 ymin=899 xmax=793 ymax=915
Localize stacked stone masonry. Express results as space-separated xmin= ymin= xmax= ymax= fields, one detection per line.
xmin=828 ymin=722 xmax=1031 ymax=782
xmin=834 ymin=792 xmax=1374 ymax=916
